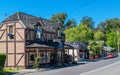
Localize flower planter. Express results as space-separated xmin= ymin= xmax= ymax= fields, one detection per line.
xmin=89 ymin=55 xmax=94 ymax=60
xmin=95 ymin=56 xmax=99 ymax=59
xmin=8 ymin=34 xmax=14 ymax=39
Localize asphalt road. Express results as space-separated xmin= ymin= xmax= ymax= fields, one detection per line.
xmin=25 ymin=57 xmax=120 ymax=75
xmin=81 ymin=59 xmax=120 ymax=75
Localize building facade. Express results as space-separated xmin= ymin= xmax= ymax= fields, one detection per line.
xmin=0 ymin=12 xmax=74 ymax=68
xmin=66 ymin=42 xmax=89 ymax=62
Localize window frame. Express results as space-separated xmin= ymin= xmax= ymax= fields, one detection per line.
xmin=9 ymin=25 xmax=14 ymax=34
xmin=35 ymin=25 xmax=42 ymax=40
xmin=57 ymin=29 xmax=61 ymax=37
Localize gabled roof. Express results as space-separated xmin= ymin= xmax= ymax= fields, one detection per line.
xmin=26 ymin=43 xmax=54 ymax=48
xmin=3 ymin=12 xmax=60 ymax=32
xmin=26 ymin=41 xmax=60 ymax=49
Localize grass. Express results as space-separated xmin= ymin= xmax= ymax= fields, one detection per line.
xmin=3 ymin=67 xmax=21 ymax=74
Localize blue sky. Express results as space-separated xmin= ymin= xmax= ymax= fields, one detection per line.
xmin=0 ymin=0 xmax=120 ymax=26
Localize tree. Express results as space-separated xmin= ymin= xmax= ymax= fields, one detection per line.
xmin=97 ymin=18 xmax=120 ymax=32
xmin=64 ymin=27 xmax=76 ymax=42
xmin=80 ymin=16 xmax=95 ymax=29
xmin=64 ymin=19 xmax=77 ymax=29
xmin=89 ymin=31 xmax=104 ymax=57
xmin=50 ymin=13 xmax=77 ymax=30
xmin=94 ymin=31 xmax=105 ymax=41
xmin=89 ymin=41 xmax=104 ymax=57
xmin=50 ymin=13 xmax=67 ymax=29
xmin=106 ymin=30 xmax=118 ymax=49
xmin=97 ymin=18 xmax=120 ymax=47
xmin=97 ymin=22 xmax=106 ymax=33
xmin=65 ymin=24 xmax=93 ymax=42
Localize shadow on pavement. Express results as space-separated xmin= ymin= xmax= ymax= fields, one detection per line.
xmin=4 ymin=72 xmax=18 ymax=75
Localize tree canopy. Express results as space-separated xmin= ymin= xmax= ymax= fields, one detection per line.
xmin=64 ymin=19 xmax=77 ymax=29
xmin=80 ymin=16 xmax=95 ymax=29
xmin=50 ymin=13 xmax=77 ymax=30
xmin=65 ymin=24 xmax=92 ymax=42
xmin=50 ymin=13 xmax=120 ymax=51
xmin=50 ymin=13 xmax=67 ymax=27
xmin=97 ymin=18 xmax=120 ymax=32
xmin=94 ymin=31 xmax=105 ymax=41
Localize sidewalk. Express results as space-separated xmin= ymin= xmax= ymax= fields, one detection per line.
xmin=5 ymin=63 xmax=88 ymax=75
xmin=5 ymin=58 xmax=104 ymax=75
xmin=5 ymin=67 xmax=56 ymax=75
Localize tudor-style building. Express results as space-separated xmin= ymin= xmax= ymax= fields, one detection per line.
xmin=0 ymin=12 xmax=74 ymax=68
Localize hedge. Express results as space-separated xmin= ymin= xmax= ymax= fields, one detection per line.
xmin=0 ymin=53 xmax=6 ymax=74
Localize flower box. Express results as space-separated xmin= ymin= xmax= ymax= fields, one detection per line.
xmin=8 ymin=34 xmax=14 ymax=39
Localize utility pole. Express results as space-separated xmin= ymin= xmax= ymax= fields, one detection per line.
xmin=117 ymin=30 xmax=119 ymax=53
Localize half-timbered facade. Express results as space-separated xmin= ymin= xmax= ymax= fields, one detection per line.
xmin=0 ymin=12 xmax=75 ymax=68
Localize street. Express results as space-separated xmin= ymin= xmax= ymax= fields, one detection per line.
xmin=81 ymin=59 xmax=120 ymax=75
xmin=24 ymin=57 xmax=120 ymax=75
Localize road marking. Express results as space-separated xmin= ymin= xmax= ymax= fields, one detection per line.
xmin=80 ymin=60 xmax=120 ymax=75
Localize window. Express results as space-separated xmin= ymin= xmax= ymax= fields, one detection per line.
xmin=30 ymin=55 xmax=35 ymax=61
xmin=57 ymin=29 xmax=61 ymax=37
xmin=8 ymin=25 xmax=14 ymax=39
xmin=35 ymin=25 xmax=42 ymax=40
xmin=9 ymin=26 xmax=13 ymax=34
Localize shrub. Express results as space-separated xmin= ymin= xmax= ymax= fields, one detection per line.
xmin=0 ymin=53 xmax=6 ymax=74
xmin=34 ymin=57 xmax=40 ymax=69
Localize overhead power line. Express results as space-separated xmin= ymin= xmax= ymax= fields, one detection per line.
xmin=66 ymin=0 xmax=97 ymax=13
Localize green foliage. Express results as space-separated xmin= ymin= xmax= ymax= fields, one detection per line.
xmin=51 ymin=13 xmax=120 ymax=51
xmin=34 ymin=57 xmax=40 ymax=69
xmin=96 ymin=18 xmax=120 ymax=50
xmin=0 ymin=53 xmax=6 ymax=74
xmin=89 ymin=41 xmax=104 ymax=56
xmin=80 ymin=16 xmax=95 ymax=29
xmin=94 ymin=31 xmax=105 ymax=41
xmin=50 ymin=13 xmax=77 ymax=30
xmin=64 ymin=19 xmax=77 ymax=29
xmin=97 ymin=18 xmax=120 ymax=32
xmin=106 ymin=30 xmax=118 ymax=49
xmin=50 ymin=13 xmax=67 ymax=28
xmin=65 ymin=24 xmax=92 ymax=42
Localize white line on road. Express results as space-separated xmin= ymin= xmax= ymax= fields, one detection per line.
xmin=80 ymin=60 xmax=120 ymax=75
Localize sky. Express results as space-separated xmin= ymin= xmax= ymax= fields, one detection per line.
xmin=0 ymin=0 xmax=120 ymax=26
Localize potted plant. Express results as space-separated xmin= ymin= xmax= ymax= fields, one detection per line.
xmin=89 ymin=55 xmax=94 ymax=60
xmin=95 ymin=54 xmax=99 ymax=59
xmin=34 ymin=57 xmax=40 ymax=70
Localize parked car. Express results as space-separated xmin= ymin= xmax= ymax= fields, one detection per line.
xmin=104 ymin=54 xmax=114 ymax=59
xmin=112 ymin=52 xmax=119 ymax=57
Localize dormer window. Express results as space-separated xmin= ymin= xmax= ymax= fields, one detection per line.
xmin=57 ymin=28 xmax=61 ymax=37
xmin=35 ymin=25 xmax=42 ymax=40
xmin=61 ymin=32 xmax=65 ymax=42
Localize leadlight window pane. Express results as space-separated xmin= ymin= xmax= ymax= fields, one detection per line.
xmin=57 ymin=30 xmax=61 ymax=37
xmin=35 ymin=26 xmax=42 ymax=39
xmin=9 ymin=26 xmax=13 ymax=34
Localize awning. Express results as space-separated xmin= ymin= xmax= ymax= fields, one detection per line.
xmin=103 ymin=46 xmax=115 ymax=51
xmin=26 ymin=43 xmax=54 ymax=48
